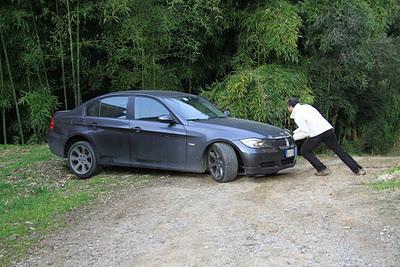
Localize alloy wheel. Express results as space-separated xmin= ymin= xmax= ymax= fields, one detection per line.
xmin=208 ymin=148 xmax=224 ymax=180
xmin=69 ymin=145 xmax=93 ymax=175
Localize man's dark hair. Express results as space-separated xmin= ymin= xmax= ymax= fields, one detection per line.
xmin=287 ymin=97 xmax=299 ymax=108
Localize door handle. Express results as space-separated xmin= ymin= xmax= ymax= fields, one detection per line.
xmin=132 ymin=126 xmax=141 ymax=133
xmin=90 ymin=122 xmax=97 ymax=128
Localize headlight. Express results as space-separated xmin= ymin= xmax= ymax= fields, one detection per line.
xmin=240 ymin=138 xmax=274 ymax=148
xmin=283 ymin=129 xmax=293 ymax=137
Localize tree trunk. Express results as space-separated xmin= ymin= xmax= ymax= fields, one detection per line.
xmin=1 ymin=30 xmax=25 ymax=144
xmin=66 ymin=0 xmax=77 ymax=107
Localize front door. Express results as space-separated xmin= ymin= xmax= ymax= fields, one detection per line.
xmin=130 ymin=96 xmax=187 ymax=170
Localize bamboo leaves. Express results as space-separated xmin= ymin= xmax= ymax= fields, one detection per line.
xmin=238 ymin=1 xmax=301 ymax=65
xmin=204 ymin=65 xmax=313 ymax=128
xmin=19 ymin=89 xmax=59 ymax=141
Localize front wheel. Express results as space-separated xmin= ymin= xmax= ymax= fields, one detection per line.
xmin=67 ymin=141 xmax=98 ymax=178
xmin=208 ymin=143 xmax=238 ymax=182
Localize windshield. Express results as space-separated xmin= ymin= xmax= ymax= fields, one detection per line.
xmin=165 ymin=96 xmax=226 ymax=121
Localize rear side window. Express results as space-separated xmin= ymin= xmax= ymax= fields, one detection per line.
xmin=87 ymin=101 xmax=100 ymax=116
xmin=86 ymin=97 xmax=129 ymax=119
xmin=134 ymin=97 xmax=169 ymax=120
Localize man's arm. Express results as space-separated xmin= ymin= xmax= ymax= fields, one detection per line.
xmin=293 ymin=113 xmax=310 ymax=141
xmin=293 ymin=128 xmax=309 ymax=141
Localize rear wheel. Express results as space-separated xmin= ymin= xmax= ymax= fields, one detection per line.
xmin=208 ymin=143 xmax=238 ymax=182
xmin=67 ymin=141 xmax=98 ymax=178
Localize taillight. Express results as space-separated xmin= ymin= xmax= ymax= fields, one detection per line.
xmin=50 ymin=116 xmax=55 ymax=130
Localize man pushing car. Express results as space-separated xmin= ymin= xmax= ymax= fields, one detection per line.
xmin=287 ymin=97 xmax=366 ymax=176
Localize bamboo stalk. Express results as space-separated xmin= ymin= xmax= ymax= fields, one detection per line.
xmin=76 ymin=0 xmax=81 ymax=105
xmin=28 ymin=0 xmax=50 ymax=90
xmin=0 ymin=53 xmax=7 ymax=145
xmin=153 ymin=57 xmax=155 ymax=88
xmin=66 ymin=0 xmax=77 ymax=107
xmin=56 ymin=0 xmax=68 ymax=109
xmin=1 ymin=30 xmax=25 ymax=144
xmin=141 ymin=49 xmax=145 ymax=89
xmin=1 ymin=108 xmax=6 ymax=146
xmin=36 ymin=67 xmax=44 ymax=87
xmin=26 ymin=68 xmax=31 ymax=90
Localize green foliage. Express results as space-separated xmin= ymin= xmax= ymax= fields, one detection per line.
xmin=203 ymin=64 xmax=313 ymax=128
xmin=0 ymin=61 xmax=11 ymax=110
xmin=302 ymin=0 xmax=400 ymax=152
xmin=371 ymin=179 xmax=400 ymax=190
xmin=238 ymin=0 xmax=301 ymax=65
xmin=360 ymin=38 xmax=400 ymax=153
xmin=18 ymin=89 xmax=59 ymax=140
xmin=370 ymin=165 xmax=400 ymax=190
xmin=0 ymin=0 xmax=400 ymax=153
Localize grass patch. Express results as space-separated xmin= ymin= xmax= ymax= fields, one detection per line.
xmin=370 ymin=179 xmax=400 ymax=190
xmin=370 ymin=165 xmax=400 ymax=190
xmin=385 ymin=165 xmax=400 ymax=174
xmin=0 ymin=144 xmax=151 ymax=266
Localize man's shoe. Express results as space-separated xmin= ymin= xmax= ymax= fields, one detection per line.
xmin=356 ymin=168 xmax=366 ymax=176
xmin=314 ymin=168 xmax=330 ymax=176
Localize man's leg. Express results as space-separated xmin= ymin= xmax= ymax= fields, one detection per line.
xmin=295 ymin=139 xmax=305 ymax=156
xmin=300 ymin=136 xmax=326 ymax=172
xmin=322 ymin=129 xmax=362 ymax=174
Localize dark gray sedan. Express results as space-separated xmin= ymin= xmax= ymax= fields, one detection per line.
xmin=48 ymin=91 xmax=296 ymax=182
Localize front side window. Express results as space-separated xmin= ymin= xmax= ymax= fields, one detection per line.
xmin=134 ymin=97 xmax=170 ymax=121
xmin=164 ymin=96 xmax=225 ymax=121
xmin=87 ymin=96 xmax=129 ymax=119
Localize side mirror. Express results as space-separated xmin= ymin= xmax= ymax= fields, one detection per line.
xmin=223 ymin=108 xmax=231 ymax=117
xmin=158 ymin=114 xmax=176 ymax=124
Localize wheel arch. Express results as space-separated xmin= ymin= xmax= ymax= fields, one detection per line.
xmin=64 ymin=135 xmax=97 ymax=158
xmin=202 ymin=139 xmax=244 ymax=172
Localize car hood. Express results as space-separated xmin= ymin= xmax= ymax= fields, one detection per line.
xmin=189 ymin=117 xmax=289 ymax=139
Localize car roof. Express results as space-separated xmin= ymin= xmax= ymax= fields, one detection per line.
xmin=104 ymin=90 xmax=194 ymax=98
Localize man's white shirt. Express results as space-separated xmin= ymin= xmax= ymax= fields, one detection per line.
xmin=290 ymin=104 xmax=333 ymax=141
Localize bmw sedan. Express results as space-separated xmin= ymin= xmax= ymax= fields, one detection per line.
xmin=48 ymin=91 xmax=296 ymax=182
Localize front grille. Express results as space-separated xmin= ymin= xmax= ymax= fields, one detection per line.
xmin=260 ymin=157 xmax=295 ymax=168
xmin=282 ymin=157 xmax=295 ymax=165
xmin=273 ymin=137 xmax=294 ymax=148
xmin=274 ymin=138 xmax=287 ymax=147
xmin=260 ymin=161 xmax=276 ymax=168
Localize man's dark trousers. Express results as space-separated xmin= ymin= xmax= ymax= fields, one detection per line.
xmin=299 ymin=129 xmax=361 ymax=173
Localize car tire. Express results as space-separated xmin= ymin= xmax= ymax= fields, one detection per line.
xmin=207 ymin=142 xmax=238 ymax=182
xmin=67 ymin=141 xmax=98 ymax=179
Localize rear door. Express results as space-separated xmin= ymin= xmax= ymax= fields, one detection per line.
xmin=85 ymin=96 xmax=131 ymax=164
xmin=130 ymin=96 xmax=187 ymax=170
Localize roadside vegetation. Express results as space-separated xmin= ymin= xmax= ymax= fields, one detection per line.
xmin=0 ymin=145 xmax=150 ymax=266
xmin=370 ymin=165 xmax=400 ymax=190
xmin=1 ymin=0 xmax=400 ymax=154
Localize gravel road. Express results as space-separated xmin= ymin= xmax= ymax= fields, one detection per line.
xmin=19 ymin=157 xmax=400 ymax=267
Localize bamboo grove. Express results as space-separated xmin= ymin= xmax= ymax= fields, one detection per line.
xmin=1 ymin=0 xmax=400 ymax=153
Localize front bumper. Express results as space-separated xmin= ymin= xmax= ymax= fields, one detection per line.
xmin=232 ymin=140 xmax=296 ymax=176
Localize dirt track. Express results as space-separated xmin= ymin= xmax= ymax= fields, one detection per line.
xmin=20 ymin=157 xmax=400 ymax=267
